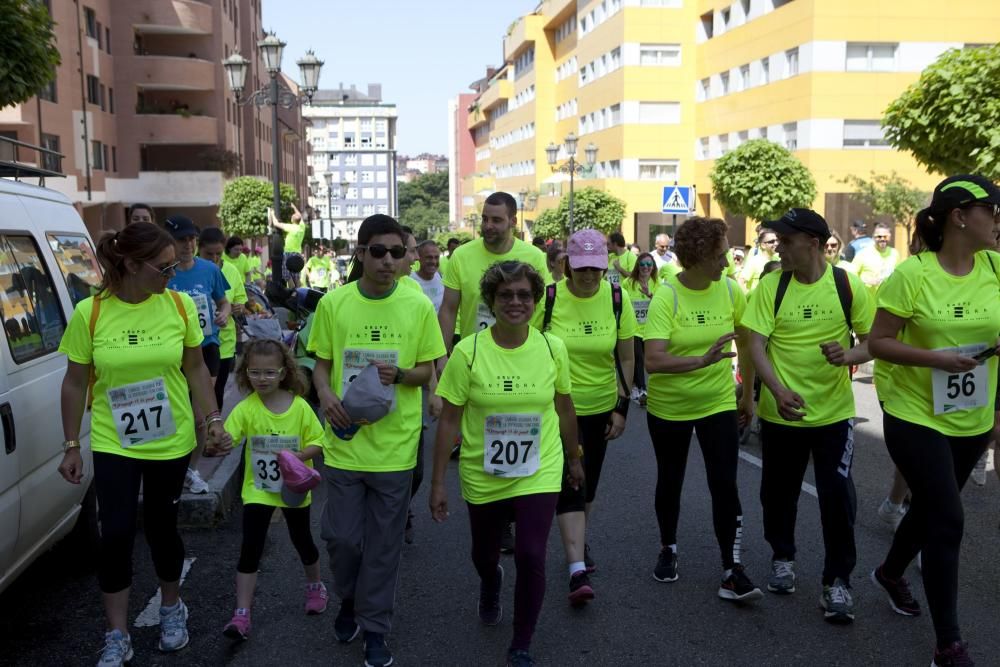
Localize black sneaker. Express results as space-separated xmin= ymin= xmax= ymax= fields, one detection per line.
xmin=500 ymin=520 xmax=515 ymax=554
xmin=478 ymin=565 xmax=503 ymax=626
xmin=506 ymin=649 xmax=536 ymax=667
xmin=584 ymin=543 xmax=596 ymax=573
xmin=334 ymin=599 xmax=361 ymax=643
xmin=871 ymin=565 xmax=921 ymax=617
xmin=568 ymin=571 xmax=595 ymax=607
xmin=363 ymin=631 xmax=393 ymax=667
xmin=653 ymin=547 xmax=678 ymax=583
xmin=718 ymin=564 xmax=764 ymax=602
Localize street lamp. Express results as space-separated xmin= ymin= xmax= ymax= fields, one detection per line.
xmin=546 ymin=133 xmax=597 ymax=234
xmin=518 ymin=187 xmax=528 ymax=239
xmin=222 ymin=34 xmax=323 ymax=297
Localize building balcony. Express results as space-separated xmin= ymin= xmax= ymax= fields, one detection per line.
xmin=133 ymin=114 xmax=218 ymax=145
xmin=134 ymin=56 xmax=216 ymax=91
xmin=503 ymin=14 xmax=543 ymax=62
xmin=107 ymin=170 xmax=226 ymax=207
xmin=479 ymin=79 xmax=513 ymax=113
xmin=539 ymin=0 xmax=576 ymax=25
xmin=133 ymin=0 xmax=213 ymax=35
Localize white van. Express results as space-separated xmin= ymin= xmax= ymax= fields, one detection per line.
xmin=0 ymin=178 xmax=101 ymax=595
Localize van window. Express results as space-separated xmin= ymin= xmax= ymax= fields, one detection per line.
xmin=47 ymin=234 xmax=102 ymax=306
xmin=0 ymin=235 xmax=66 ymax=363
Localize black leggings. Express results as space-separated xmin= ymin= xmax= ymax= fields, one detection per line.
xmin=237 ymin=503 xmax=320 ymax=573
xmin=647 ymin=411 xmax=743 ymax=569
xmin=410 ymin=426 xmax=425 ymax=500
xmin=556 ymin=410 xmax=613 ymax=514
xmin=214 ymin=356 xmax=234 ymax=410
xmin=633 ymin=338 xmax=646 ymax=391
xmin=881 ymin=413 xmax=989 ymax=649
xmin=93 ymin=451 xmax=190 ymax=593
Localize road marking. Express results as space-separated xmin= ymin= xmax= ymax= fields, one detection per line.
xmin=738 ymin=450 xmax=818 ymax=498
xmin=133 ymin=557 xmax=196 ymax=628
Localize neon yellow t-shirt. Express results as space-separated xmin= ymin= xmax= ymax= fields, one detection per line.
xmin=58 ymin=291 xmax=203 ymax=460
xmin=438 ymin=254 xmax=450 ymax=280
xmin=855 ymin=246 xmax=900 ymax=290
xmin=543 ymin=280 xmax=638 ymax=416
xmin=442 ymin=239 xmax=551 ymax=339
xmin=622 ymin=277 xmax=660 ymax=339
xmin=399 ymin=275 xmax=424 ymax=293
xmin=219 ymin=261 xmax=248 ymax=360
xmin=223 ymin=253 xmax=252 ymax=281
xmin=436 ymin=328 xmax=571 ymax=504
xmin=607 ymin=251 xmax=637 ymax=285
xmin=225 ymin=392 xmax=326 ymax=507
xmin=284 ymin=222 xmax=307 ymax=254
xmin=878 ymin=252 xmax=1000 ymax=436
xmin=659 ymin=261 xmax=682 ymax=282
xmin=307 ymin=282 xmax=446 ymax=471
xmin=726 ymin=249 xmax=739 ymax=279
xmin=645 ymin=275 xmax=745 ymax=421
xmin=305 ymin=256 xmax=333 ymax=289
xmin=835 ymin=260 xmax=858 ymax=274
xmin=743 ymin=265 xmax=874 ymax=427
xmin=740 ymin=252 xmax=781 ymax=293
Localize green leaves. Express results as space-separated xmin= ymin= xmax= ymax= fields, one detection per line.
xmin=530 ymin=187 xmax=627 ymax=239
xmin=709 ymin=140 xmax=816 ymax=222
xmin=883 ymin=44 xmax=1000 ymax=180
xmin=0 ymin=0 xmax=60 ymax=108
xmin=218 ymin=177 xmax=297 ymax=238
xmin=841 ymin=171 xmax=928 ymax=245
xmin=399 ymin=171 xmax=449 ymax=240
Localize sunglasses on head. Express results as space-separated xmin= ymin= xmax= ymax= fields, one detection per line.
xmin=361 ymin=244 xmax=407 ymax=259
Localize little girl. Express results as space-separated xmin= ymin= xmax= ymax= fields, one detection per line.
xmin=222 ymin=339 xmax=328 ymax=641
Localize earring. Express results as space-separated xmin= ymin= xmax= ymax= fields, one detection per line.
xmin=960 ymin=224 xmax=966 ymax=229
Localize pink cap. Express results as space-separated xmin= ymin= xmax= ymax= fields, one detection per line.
xmin=566 ymin=229 xmax=608 ymax=270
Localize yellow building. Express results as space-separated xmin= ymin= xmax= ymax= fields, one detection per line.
xmin=460 ymin=0 xmax=1000 ymax=249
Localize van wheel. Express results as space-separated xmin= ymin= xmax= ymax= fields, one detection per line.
xmin=66 ymin=481 xmax=99 ymax=572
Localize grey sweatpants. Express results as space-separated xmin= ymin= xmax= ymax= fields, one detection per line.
xmin=321 ymin=465 xmax=413 ymax=634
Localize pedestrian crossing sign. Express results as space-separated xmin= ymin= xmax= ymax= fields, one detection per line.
xmin=662 ymin=186 xmax=693 ymax=214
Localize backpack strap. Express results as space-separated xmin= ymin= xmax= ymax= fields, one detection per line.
xmin=773 ymin=270 xmax=793 ymax=318
xmin=831 ymin=266 xmax=853 ymax=334
xmin=167 ymin=289 xmax=190 ymax=328
xmin=85 ymin=295 xmax=104 ymax=409
xmin=611 ymin=282 xmax=623 ymax=330
xmin=542 ymin=283 xmax=557 ymax=332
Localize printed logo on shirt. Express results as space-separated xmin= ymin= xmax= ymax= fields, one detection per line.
xmin=681 ymin=308 xmax=726 ymax=328
xmin=482 ymin=374 xmax=538 ymax=397
xmin=567 ymin=319 xmax=613 ymax=339
xmin=931 ymin=300 xmax=990 ymax=323
xmin=104 ymin=328 xmax=168 ymax=351
xmin=954 ymin=305 xmax=964 ymax=319
xmin=347 ymin=324 xmax=403 ymax=345
xmin=783 ymin=302 xmax=839 ymax=326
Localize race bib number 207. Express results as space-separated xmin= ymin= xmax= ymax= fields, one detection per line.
xmin=483 ymin=413 xmax=541 ymax=478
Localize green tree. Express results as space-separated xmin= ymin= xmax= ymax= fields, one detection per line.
xmin=883 ymin=44 xmax=1000 ymax=180
xmin=710 ymin=140 xmax=816 ymax=222
xmin=528 ymin=188 xmax=627 ymax=239
xmin=841 ymin=171 xmax=929 ymax=247
xmin=218 ymin=177 xmax=297 ymax=238
xmin=399 ymin=171 xmax=449 ymax=240
xmin=432 ymin=230 xmax=473 ymax=248
xmin=0 ymin=0 xmax=60 ymax=108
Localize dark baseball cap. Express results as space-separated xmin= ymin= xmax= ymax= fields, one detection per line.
xmin=850 ymin=219 xmax=867 ymax=231
xmin=766 ymin=208 xmax=831 ymax=241
xmin=164 ymin=215 xmax=199 ymax=240
xmin=930 ymin=175 xmax=1000 ymax=212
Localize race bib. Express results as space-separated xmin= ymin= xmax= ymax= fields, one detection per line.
xmin=607 ymin=269 xmax=621 ymax=285
xmin=483 ymin=413 xmax=542 ymax=477
xmin=633 ymin=298 xmax=651 ymax=325
xmin=931 ymin=344 xmax=990 ymax=415
xmin=249 ymin=435 xmax=299 ymax=492
xmin=476 ymin=302 xmax=496 ymax=331
xmin=314 ymin=268 xmax=327 ymax=280
xmin=341 ymin=348 xmax=398 ymax=410
xmin=108 ymin=377 xmax=176 ymax=448
xmin=191 ymin=292 xmax=212 ymax=336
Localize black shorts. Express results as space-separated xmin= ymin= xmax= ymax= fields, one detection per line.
xmin=201 ymin=343 xmax=221 ymax=377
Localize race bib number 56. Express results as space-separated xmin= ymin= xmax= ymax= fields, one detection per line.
xmin=483 ymin=413 xmax=541 ymax=477
xmin=931 ymin=344 xmax=990 ymax=415
xmin=108 ymin=377 xmax=176 ymax=448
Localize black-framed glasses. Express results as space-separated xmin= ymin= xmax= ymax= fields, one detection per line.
xmin=360 ymin=244 xmax=407 ymax=259
xmin=964 ymin=202 xmax=1000 ymax=218
xmin=144 ymin=260 xmax=180 ymax=277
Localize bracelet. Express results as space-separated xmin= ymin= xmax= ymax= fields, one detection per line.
xmin=205 ymin=415 xmax=223 ymax=427
xmin=613 ymin=396 xmax=630 ymax=418
xmin=63 ymin=439 xmax=81 ymax=452
xmin=205 ymin=410 xmax=221 ymax=420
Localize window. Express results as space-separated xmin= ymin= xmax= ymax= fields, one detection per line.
xmin=38 ymin=69 xmax=57 ymax=102
xmin=737 ymin=130 xmax=749 ymax=147
xmin=699 ymin=12 xmax=713 ymax=39
xmin=84 ymin=7 xmax=97 ymax=39
xmin=346 ymin=204 xmax=359 ymax=217
xmin=638 ymin=102 xmax=681 ymax=124
xmin=376 ymin=187 xmax=388 ymax=199
xmin=111 ymin=145 xmax=117 ymax=171
xmin=40 ymin=134 xmax=60 ymax=173
xmin=360 ymin=153 xmax=374 ymax=166
xmin=760 ymin=57 xmax=770 ymax=85
xmin=738 ymin=64 xmax=750 ymax=91
xmin=95 ymin=21 xmax=102 ymax=48
xmin=514 ymin=48 xmax=535 ymax=78
xmin=783 ymin=122 xmax=798 ymax=150
xmin=98 ymin=84 xmax=106 ymax=111
xmin=46 ymin=234 xmax=102 ymax=307
xmin=86 ymin=75 xmax=100 ymax=106
xmin=720 ymin=72 xmax=730 ymax=94
xmin=376 ymin=204 xmax=388 ymax=215
xmin=344 ymin=154 xmax=358 ymax=166
xmin=843 ymin=120 xmax=888 ymax=148
xmin=0 ymin=235 xmax=66 ymax=363
xmin=639 ymin=44 xmax=681 ymax=66
xmin=698 ymin=78 xmax=710 ymax=101
xmin=784 ymin=48 xmax=799 ymax=78
xmin=758 ymin=126 xmax=768 ymax=139
xmin=845 ymin=43 xmax=898 ymax=72
xmin=638 ymin=159 xmax=679 ymax=181
xmin=361 ymin=171 xmax=374 ymax=183
xmin=108 ymin=87 xmax=114 ymax=114
xmin=362 ymin=204 xmax=375 ymax=216
xmin=697 ymin=137 xmax=709 ymax=159
xmin=719 ymin=134 xmax=730 ymax=154
xmin=105 ymin=27 xmax=111 ymax=54
xmin=91 ymin=140 xmax=105 ymax=170
xmin=362 ymin=187 xmax=375 ymax=200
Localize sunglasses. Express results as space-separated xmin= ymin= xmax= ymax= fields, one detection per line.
xmin=638 ymin=261 xmax=655 ymax=268
xmin=825 ymin=243 xmax=840 ymax=250
xmin=495 ymin=289 xmax=535 ymax=303
xmin=361 ymin=244 xmax=407 ymax=259
xmin=144 ymin=260 xmax=180 ymax=277
xmin=965 ymin=202 xmax=1000 ymax=218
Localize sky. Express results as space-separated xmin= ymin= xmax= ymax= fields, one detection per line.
xmin=264 ymin=0 xmax=535 ymax=156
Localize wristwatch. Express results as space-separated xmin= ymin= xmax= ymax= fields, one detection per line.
xmin=392 ymin=366 xmax=406 ymax=384
xmin=62 ymin=439 xmax=81 ymax=452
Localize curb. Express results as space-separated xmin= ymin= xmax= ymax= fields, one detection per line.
xmin=177 ymin=443 xmax=245 ymax=528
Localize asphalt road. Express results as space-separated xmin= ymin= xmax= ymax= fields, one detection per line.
xmin=2 ymin=373 xmax=999 ymax=666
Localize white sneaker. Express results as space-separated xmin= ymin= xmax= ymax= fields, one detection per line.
xmin=97 ymin=629 xmax=133 ymax=666
xmin=630 ymin=386 xmax=641 ymax=401
xmin=877 ymin=498 xmax=905 ymax=530
xmin=185 ymin=467 xmax=209 ymax=494
xmin=970 ymin=452 xmax=987 ymax=486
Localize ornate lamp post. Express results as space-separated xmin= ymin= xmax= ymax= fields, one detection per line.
xmin=545 ymin=133 xmax=597 ymax=235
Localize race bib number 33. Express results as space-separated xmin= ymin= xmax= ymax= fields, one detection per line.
xmin=250 ymin=435 xmax=300 ymax=492
xmin=483 ymin=413 xmax=542 ymax=478
xmin=931 ymin=344 xmax=990 ymax=415
xmin=108 ymin=377 xmax=176 ymax=448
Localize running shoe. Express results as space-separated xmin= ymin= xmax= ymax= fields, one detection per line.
xmin=507 ymin=649 xmax=536 ymax=667
xmin=363 ymin=631 xmax=393 ymax=667
xmin=304 ymin=582 xmax=328 ymax=615
xmin=500 ymin=520 xmax=515 ymax=554
xmin=639 ymin=388 xmax=648 ymax=407
xmin=97 ymin=629 xmax=133 ymax=667
xmin=222 ymin=608 xmax=251 ymax=641
xmin=932 ymin=641 xmax=975 ymax=667
xmin=871 ymin=565 xmax=921 ymax=617
xmin=767 ymin=559 xmax=796 ymax=594
xmin=630 ymin=386 xmax=641 ymax=402
xmin=185 ymin=467 xmax=209 ymax=494
xmin=478 ymin=565 xmax=503 ymax=626
xmin=653 ymin=547 xmax=678 ymax=583
xmin=334 ymin=598 xmax=361 ymax=643
xmin=568 ymin=571 xmax=595 ymax=606
xmin=158 ymin=600 xmax=190 ymax=652
xmin=718 ymin=564 xmax=764 ymax=602
xmin=820 ymin=578 xmax=855 ymax=624
xmin=970 ymin=452 xmax=987 ymax=486
xmin=877 ymin=498 xmax=906 ymax=529
xmin=584 ymin=543 xmax=596 ymax=573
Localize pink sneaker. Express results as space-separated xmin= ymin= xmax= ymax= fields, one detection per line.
xmin=305 ymin=582 xmax=329 ymax=615
xmin=223 ymin=608 xmax=251 ymax=641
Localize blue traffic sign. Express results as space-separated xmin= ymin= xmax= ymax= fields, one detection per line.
xmin=661 ymin=186 xmax=693 ymax=214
